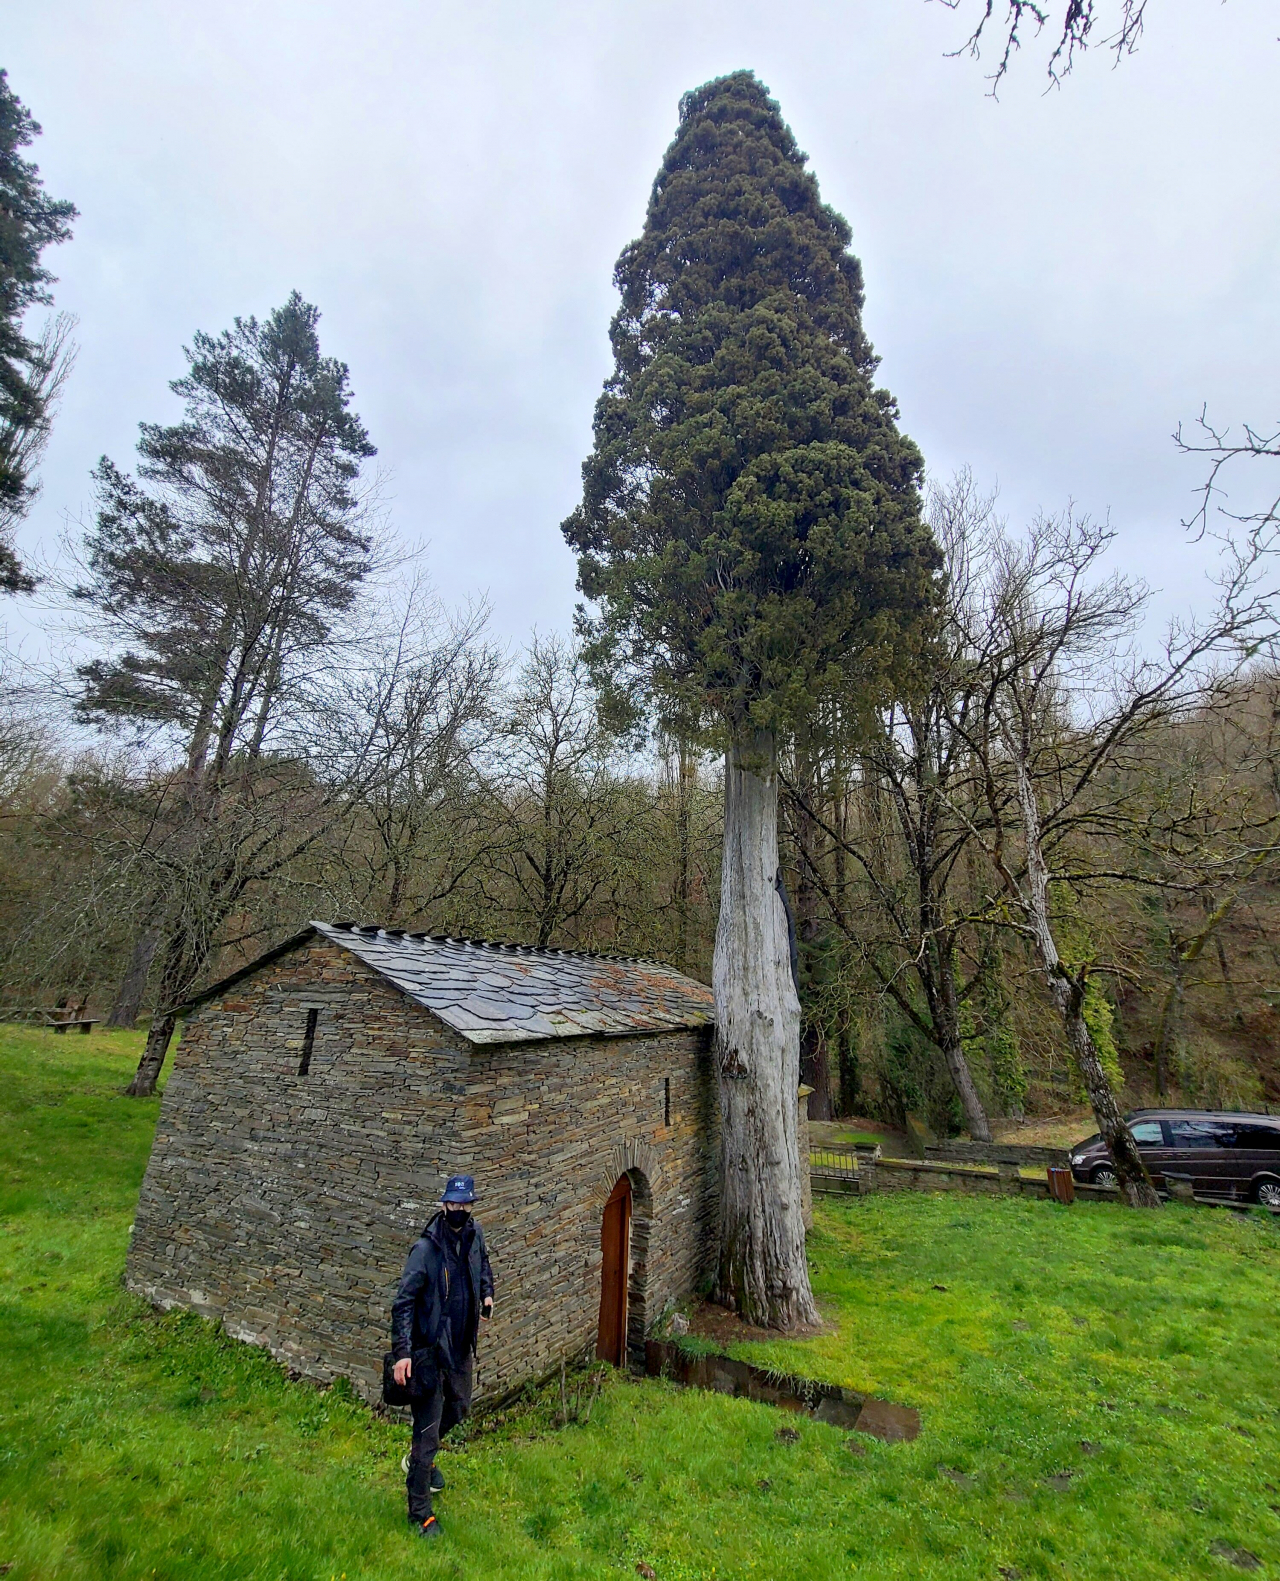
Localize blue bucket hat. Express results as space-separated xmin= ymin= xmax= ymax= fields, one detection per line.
xmin=441 ymin=1174 xmax=476 ymax=1204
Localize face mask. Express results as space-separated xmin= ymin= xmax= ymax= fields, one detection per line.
xmin=444 ymin=1207 xmax=470 ymax=1230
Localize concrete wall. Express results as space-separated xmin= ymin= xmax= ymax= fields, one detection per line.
xmin=125 ymin=940 xmax=719 ymax=1404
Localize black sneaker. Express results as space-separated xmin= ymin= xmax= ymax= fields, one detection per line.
xmin=430 ymin=1465 xmax=446 ymax=1493
xmin=417 ymin=1514 xmax=440 ymax=1540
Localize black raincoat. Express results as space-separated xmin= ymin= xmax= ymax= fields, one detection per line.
xmin=391 ymin=1212 xmax=494 ymax=1370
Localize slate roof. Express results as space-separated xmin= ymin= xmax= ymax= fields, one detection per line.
xmin=189 ymin=921 xmax=715 ymax=1047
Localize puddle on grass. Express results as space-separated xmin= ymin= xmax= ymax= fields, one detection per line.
xmin=643 ymin=1340 xmax=921 ymax=1442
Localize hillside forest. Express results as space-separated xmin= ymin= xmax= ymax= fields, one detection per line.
xmin=4 ymin=448 xmax=1278 ymax=1130
xmin=2 ymin=69 xmax=1278 ymax=1142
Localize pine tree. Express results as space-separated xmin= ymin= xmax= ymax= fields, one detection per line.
xmin=75 ymin=292 xmax=377 ymax=1095
xmin=0 ymin=70 xmax=77 ymax=591
xmin=563 ymin=72 xmax=939 ymax=1327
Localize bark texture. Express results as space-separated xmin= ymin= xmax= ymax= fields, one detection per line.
xmin=1013 ymin=763 xmax=1160 ymax=1208
xmin=126 ymin=1011 xmax=176 ymax=1098
xmin=713 ymin=732 xmax=819 ymax=1329
xmin=924 ymin=934 xmax=993 ymax=1143
xmin=124 ymin=917 xmax=212 ymax=1096
xmin=799 ymin=1022 xmax=834 ymax=1123
xmin=106 ymin=926 xmax=159 ymax=1029
xmin=938 ymin=1035 xmax=993 ymax=1143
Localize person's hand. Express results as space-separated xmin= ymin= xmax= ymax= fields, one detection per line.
xmin=482 ymin=1297 xmax=494 ymax=1320
xmin=393 ymin=1356 xmax=412 ymax=1387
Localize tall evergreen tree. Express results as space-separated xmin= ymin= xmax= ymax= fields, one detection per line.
xmin=75 ymin=292 xmax=377 ymax=1094
xmin=563 ymin=72 xmax=939 ymax=1327
xmin=0 ymin=71 xmax=77 ymax=590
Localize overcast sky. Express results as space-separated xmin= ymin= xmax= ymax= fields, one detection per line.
xmin=5 ymin=0 xmax=1278 ymax=663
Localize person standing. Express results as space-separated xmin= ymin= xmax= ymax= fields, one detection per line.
xmin=391 ymin=1174 xmax=494 ymax=1539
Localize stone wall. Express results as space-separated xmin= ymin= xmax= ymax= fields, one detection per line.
xmin=812 ymin=1154 xmax=1117 ymax=1202
xmin=126 ymin=940 xmax=720 ymax=1404
xmin=924 ymin=1141 xmax=1070 ymax=1169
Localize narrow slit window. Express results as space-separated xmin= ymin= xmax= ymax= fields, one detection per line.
xmin=299 ymin=1008 xmax=318 ymax=1076
xmin=664 ymin=1075 xmax=671 ymax=1128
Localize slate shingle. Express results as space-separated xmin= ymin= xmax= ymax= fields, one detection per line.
xmin=307 ymin=922 xmax=713 ymax=1046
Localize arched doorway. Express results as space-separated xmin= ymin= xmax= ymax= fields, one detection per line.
xmin=596 ymin=1174 xmax=632 ymax=1366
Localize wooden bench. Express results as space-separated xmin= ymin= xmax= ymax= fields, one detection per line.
xmin=0 ymin=1008 xmax=100 ymax=1034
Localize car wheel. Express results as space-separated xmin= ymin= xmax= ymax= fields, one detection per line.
xmin=1253 ymin=1178 xmax=1280 ymax=1210
xmin=1091 ymin=1165 xmax=1119 ymax=1189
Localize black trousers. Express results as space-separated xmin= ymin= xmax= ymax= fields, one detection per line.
xmin=406 ymin=1358 xmax=473 ymax=1521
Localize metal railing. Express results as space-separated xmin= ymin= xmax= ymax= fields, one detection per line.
xmin=809 ymin=1146 xmax=860 ymax=1182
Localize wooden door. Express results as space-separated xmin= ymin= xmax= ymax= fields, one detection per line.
xmin=596 ymin=1174 xmax=632 ymax=1366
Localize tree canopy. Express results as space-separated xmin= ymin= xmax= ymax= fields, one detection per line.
xmin=562 ymin=70 xmax=939 ymax=746
xmin=75 ymin=291 xmax=375 ymax=761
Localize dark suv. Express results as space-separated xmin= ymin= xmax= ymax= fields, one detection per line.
xmin=1068 ymin=1110 xmax=1280 ymax=1207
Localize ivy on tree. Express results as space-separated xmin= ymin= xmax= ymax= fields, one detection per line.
xmin=563 ymin=72 xmax=939 ymax=1327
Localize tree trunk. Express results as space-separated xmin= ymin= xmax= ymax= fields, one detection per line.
xmin=675 ymin=738 xmax=693 ymax=972
xmin=1153 ymin=865 xmax=1268 ymax=1088
xmin=1213 ymin=932 xmax=1244 ymax=1025
xmin=1151 ymin=930 xmax=1184 ymax=1099
xmin=791 ymin=741 xmax=833 ymax=1122
xmin=126 ymin=1011 xmax=177 ymax=1097
xmin=837 ymin=1024 xmax=860 ymax=1118
xmin=105 ymin=925 xmax=160 ymax=1030
xmin=891 ymin=721 xmax=993 ymax=1144
xmin=799 ymin=1021 xmax=834 ymax=1122
xmin=934 ymin=941 xmax=993 ymax=1142
xmin=387 ymin=852 xmax=405 ymax=922
xmin=939 ymin=1033 xmax=993 ymax=1141
xmin=1012 ymin=760 xmax=1160 ymax=1208
xmin=1059 ymin=981 xmax=1159 ymax=1204
xmin=713 ymin=731 xmax=819 ymax=1329
xmin=124 ymin=922 xmax=209 ymax=1097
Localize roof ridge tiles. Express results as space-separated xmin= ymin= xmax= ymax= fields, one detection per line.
xmin=313 ymin=919 xmax=670 ymax=971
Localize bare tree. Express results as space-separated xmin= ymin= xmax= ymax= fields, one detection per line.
xmin=936 ymin=0 xmax=1149 ymax=89
xmin=481 ymin=634 xmax=643 ymax=949
xmin=343 ymin=583 xmax=500 ymax=926
xmin=784 ymin=477 xmax=1006 ymax=1138
xmin=1133 ymin=671 xmax=1280 ymax=1095
xmin=950 ymin=506 xmax=1272 ymax=1204
xmin=1177 ymin=410 xmax=1280 ymax=550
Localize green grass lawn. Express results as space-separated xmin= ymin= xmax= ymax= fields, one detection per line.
xmin=809 ymin=1123 xmax=889 ymax=1150
xmin=2 ymin=1028 xmax=1278 ymax=1580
